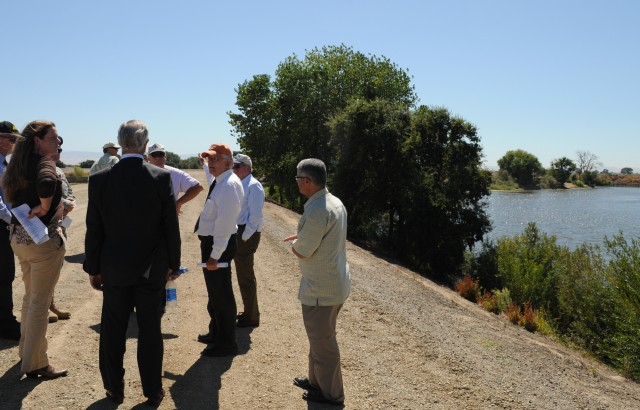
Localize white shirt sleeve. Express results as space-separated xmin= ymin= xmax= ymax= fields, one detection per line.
xmin=242 ymin=179 xmax=265 ymax=241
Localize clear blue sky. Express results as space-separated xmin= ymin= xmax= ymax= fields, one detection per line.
xmin=2 ymin=0 xmax=639 ymax=171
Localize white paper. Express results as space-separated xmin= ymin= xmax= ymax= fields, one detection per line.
xmin=11 ymin=204 xmax=49 ymax=244
xmin=197 ymin=262 xmax=229 ymax=268
xmin=61 ymin=215 xmax=72 ymax=228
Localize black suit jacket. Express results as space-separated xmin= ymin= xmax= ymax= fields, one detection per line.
xmin=83 ymin=157 xmax=181 ymax=286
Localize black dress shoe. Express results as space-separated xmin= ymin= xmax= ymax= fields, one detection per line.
xmin=197 ymin=332 xmax=215 ymax=344
xmin=293 ymin=376 xmax=319 ymax=391
xmin=201 ymin=345 xmax=238 ymax=357
xmin=302 ymin=389 xmax=344 ymax=406
xmin=236 ymin=318 xmax=259 ymax=328
xmin=105 ymin=390 xmax=124 ymax=404
xmin=146 ymin=389 xmax=165 ymax=407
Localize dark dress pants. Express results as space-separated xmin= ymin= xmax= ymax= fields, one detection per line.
xmin=199 ymin=234 xmax=237 ymax=348
xmin=0 ymin=221 xmax=18 ymax=327
xmin=99 ymin=278 xmax=164 ymax=398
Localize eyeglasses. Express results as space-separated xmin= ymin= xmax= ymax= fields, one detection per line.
xmin=150 ymin=152 xmax=165 ymax=158
xmin=233 ymin=164 xmax=243 ymax=169
xmin=294 ymin=176 xmax=310 ymax=181
xmin=207 ymin=156 xmax=228 ymax=162
xmin=1 ymin=135 xmax=18 ymax=143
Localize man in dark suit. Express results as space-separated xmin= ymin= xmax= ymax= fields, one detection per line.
xmin=84 ymin=120 xmax=181 ymax=407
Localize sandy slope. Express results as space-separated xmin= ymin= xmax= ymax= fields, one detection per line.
xmin=0 ymin=170 xmax=639 ymax=409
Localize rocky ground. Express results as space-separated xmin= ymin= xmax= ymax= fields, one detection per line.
xmin=0 ymin=170 xmax=639 ymax=409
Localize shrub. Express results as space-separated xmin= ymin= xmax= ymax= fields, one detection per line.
xmin=519 ymin=302 xmax=538 ymax=332
xmin=66 ymin=166 xmax=89 ymax=183
xmin=455 ymin=274 xmax=479 ymax=302
xmin=477 ymin=291 xmax=500 ymax=314
xmin=505 ymin=302 xmax=520 ymax=324
xmin=494 ymin=288 xmax=512 ymax=313
xmin=496 ymin=223 xmax=566 ymax=318
xmin=472 ymin=240 xmax=501 ymax=291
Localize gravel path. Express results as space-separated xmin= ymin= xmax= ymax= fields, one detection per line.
xmin=0 ymin=170 xmax=638 ymax=409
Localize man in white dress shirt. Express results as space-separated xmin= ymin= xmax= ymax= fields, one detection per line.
xmin=195 ymin=143 xmax=243 ymax=357
xmin=231 ymin=154 xmax=264 ymax=328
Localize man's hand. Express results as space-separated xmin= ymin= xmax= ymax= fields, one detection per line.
xmin=205 ymin=257 xmax=219 ymax=271
xmin=28 ymin=204 xmax=48 ymax=219
xmin=176 ymin=203 xmax=183 ymax=215
xmin=166 ymin=268 xmax=179 ymax=281
xmin=90 ymin=274 xmax=103 ymax=291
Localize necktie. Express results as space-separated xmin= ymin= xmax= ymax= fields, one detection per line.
xmin=194 ymin=180 xmax=216 ymax=233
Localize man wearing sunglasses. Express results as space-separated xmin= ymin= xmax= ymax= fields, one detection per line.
xmin=147 ymin=143 xmax=204 ymax=215
xmin=89 ymin=141 xmax=120 ymax=175
xmin=0 ymin=121 xmax=21 ymax=340
xmin=284 ymin=158 xmax=350 ymax=406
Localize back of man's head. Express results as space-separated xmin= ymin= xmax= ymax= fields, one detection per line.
xmin=117 ymin=120 xmax=148 ymax=152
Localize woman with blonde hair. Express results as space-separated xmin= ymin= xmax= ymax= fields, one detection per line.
xmin=2 ymin=120 xmax=67 ymax=379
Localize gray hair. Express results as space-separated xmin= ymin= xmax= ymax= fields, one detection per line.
xmin=297 ymin=158 xmax=326 ymax=187
xmin=117 ymin=120 xmax=149 ymax=151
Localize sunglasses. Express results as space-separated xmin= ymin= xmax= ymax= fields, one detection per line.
xmin=233 ymin=164 xmax=243 ymax=169
xmin=150 ymin=152 xmax=165 ymax=158
xmin=1 ymin=135 xmax=18 ymax=143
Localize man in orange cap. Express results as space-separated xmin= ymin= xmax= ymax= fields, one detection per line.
xmin=195 ymin=143 xmax=244 ymax=356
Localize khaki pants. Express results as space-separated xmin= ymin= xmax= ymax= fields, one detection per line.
xmin=11 ymin=236 xmax=65 ymax=373
xmin=302 ymin=304 xmax=345 ymax=402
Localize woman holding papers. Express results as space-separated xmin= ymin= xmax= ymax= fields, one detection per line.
xmin=2 ymin=120 xmax=67 ymax=379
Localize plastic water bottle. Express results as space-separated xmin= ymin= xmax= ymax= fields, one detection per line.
xmin=166 ymin=279 xmax=177 ymax=308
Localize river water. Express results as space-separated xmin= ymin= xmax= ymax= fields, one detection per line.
xmin=484 ymin=187 xmax=640 ymax=248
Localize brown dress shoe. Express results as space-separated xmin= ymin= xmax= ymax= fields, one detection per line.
xmin=50 ymin=306 xmax=71 ymax=320
xmin=25 ymin=365 xmax=68 ymax=379
xmin=48 ymin=314 xmax=58 ymax=323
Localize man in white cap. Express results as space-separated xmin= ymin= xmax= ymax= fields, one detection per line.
xmin=232 ymin=153 xmax=264 ymax=327
xmin=147 ymin=143 xmax=204 ymax=214
xmin=90 ymin=141 xmax=121 ymax=175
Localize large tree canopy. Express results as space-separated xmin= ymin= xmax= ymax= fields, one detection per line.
xmin=229 ymin=45 xmax=490 ymax=278
xmin=229 ymin=44 xmax=416 ymax=207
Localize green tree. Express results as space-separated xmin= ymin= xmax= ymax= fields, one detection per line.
xmin=401 ymin=106 xmax=491 ymax=276
xmin=178 ymin=156 xmax=203 ymax=169
xmin=165 ymin=151 xmax=181 ymax=168
xmin=328 ymin=99 xmax=411 ymax=243
xmin=229 ymin=44 xmax=417 ymax=208
xmin=328 ymin=101 xmax=491 ymax=278
xmin=550 ymin=157 xmax=576 ymax=184
xmin=79 ymin=159 xmax=95 ymax=168
xmin=621 ymin=167 xmax=633 ymax=175
xmin=497 ymin=149 xmax=543 ymax=187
